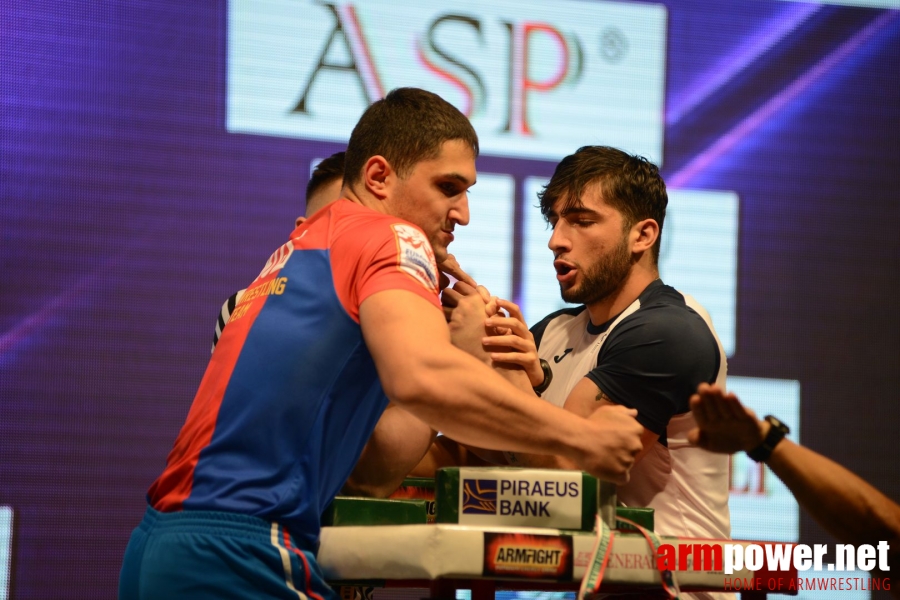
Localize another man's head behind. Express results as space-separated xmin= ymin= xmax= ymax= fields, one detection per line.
xmin=539 ymin=145 xmax=667 ymax=307
xmin=296 ymin=151 xmax=346 ymax=227
xmin=343 ymin=87 xmax=479 ymax=262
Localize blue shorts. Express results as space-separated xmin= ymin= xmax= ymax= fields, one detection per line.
xmin=119 ymin=507 xmax=336 ymax=600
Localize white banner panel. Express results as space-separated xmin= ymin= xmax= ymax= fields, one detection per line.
xmin=659 ymin=189 xmax=739 ymax=357
xmin=449 ymin=173 xmax=515 ymax=300
xmin=727 ymin=376 xmax=801 ymax=544
xmin=228 ymin=0 xmax=667 ymax=163
xmin=521 ymin=177 xmax=564 ymax=328
xmin=0 ymin=507 xmax=11 ymax=600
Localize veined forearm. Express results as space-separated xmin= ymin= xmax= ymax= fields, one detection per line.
xmin=395 ymin=348 xmax=590 ymax=463
xmin=361 ymin=290 xmax=642 ymax=483
xmin=768 ymin=440 xmax=900 ymax=546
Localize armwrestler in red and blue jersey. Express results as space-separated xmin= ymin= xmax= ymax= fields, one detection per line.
xmin=119 ymin=88 xmax=645 ymax=600
xmin=119 ymin=200 xmax=442 ymax=599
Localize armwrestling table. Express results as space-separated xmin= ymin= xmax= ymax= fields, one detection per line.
xmin=318 ymin=524 xmax=794 ymax=599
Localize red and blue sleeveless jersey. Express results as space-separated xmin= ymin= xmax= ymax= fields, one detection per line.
xmin=148 ymin=200 xmax=442 ymax=549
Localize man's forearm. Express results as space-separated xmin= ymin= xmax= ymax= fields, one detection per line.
xmin=768 ymin=440 xmax=900 ymax=594
xmin=504 ymin=450 xmax=575 ymax=470
xmin=768 ymin=440 xmax=900 ymax=546
xmin=343 ymin=404 xmax=437 ymax=497
xmin=361 ymin=290 xmax=643 ymax=483
xmin=493 ymin=364 xmax=533 ymax=392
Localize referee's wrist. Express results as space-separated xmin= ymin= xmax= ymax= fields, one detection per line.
xmin=752 ymin=419 xmax=771 ymax=451
xmin=747 ymin=415 xmax=789 ymax=462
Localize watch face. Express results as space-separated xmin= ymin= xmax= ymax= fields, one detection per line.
xmin=765 ymin=415 xmax=790 ymax=435
xmin=749 ymin=416 xmax=790 ymax=462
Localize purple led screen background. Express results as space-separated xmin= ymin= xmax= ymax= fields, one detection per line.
xmin=1 ymin=1 xmax=898 ymax=598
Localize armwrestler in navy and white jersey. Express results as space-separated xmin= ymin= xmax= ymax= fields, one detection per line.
xmin=487 ymin=146 xmax=731 ymax=600
xmin=531 ymin=281 xmax=729 ymax=541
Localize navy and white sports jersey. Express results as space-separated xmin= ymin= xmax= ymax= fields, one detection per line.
xmin=532 ymin=280 xmax=723 ymax=442
xmin=531 ymin=280 xmax=731 ymax=555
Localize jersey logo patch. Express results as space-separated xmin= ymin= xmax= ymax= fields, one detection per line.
xmin=392 ymin=223 xmax=438 ymax=293
xmin=554 ymin=348 xmax=574 ymax=363
xmin=257 ymin=241 xmax=294 ymax=279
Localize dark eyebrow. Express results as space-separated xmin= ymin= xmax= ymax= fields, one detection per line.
xmin=442 ymin=172 xmax=475 ymax=187
xmin=560 ymin=207 xmax=600 ymax=218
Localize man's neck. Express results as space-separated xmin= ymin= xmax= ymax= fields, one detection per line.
xmin=585 ymin=267 xmax=658 ymax=326
xmin=342 ymin=185 xmax=388 ymax=214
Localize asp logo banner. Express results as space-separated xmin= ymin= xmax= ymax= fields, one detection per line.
xmin=228 ymin=0 xmax=667 ymax=163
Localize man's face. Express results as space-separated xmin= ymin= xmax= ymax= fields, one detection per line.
xmin=547 ymin=183 xmax=633 ymax=305
xmin=388 ymin=139 xmax=476 ymax=262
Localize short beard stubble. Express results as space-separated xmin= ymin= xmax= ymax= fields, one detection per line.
xmin=560 ymin=234 xmax=632 ymax=305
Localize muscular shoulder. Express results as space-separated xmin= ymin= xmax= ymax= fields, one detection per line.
xmin=589 ymin=282 xmax=721 ymax=434
xmin=327 ymin=201 xmax=405 ymax=246
xmin=320 ymin=201 xmax=441 ymax=319
xmin=531 ymin=305 xmax=587 ymax=349
xmin=608 ymin=283 xmax=717 ymax=354
xmin=321 ymin=201 xmax=437 ymax=286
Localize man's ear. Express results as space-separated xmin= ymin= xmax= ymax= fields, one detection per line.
xmin=631 ymin=218 xmax=660 ymax=254
xmin=362 ymin=155 xmax=393 ymax=200
xmin=295 ymin=216 xmax=306 ymax=228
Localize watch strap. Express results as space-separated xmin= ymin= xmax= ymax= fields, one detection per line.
xmin=533 ymin=359 xmax=553 ymax=395
xmin=747 ymin=415 xmax=790 ymax=462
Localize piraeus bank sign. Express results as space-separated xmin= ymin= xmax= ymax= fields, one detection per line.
xmin=459 ymin=468 xmax=584 ymax=529
xmin=228 ymin=0 xmax=667 ymax=162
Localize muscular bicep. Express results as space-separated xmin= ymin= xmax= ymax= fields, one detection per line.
xmin=584 ymin=308 xmax=721 ymax=437
xmin=563 ymin=377 xmax=659 ymax=463
xmin=359 ymin=289 xmax=452 ymax=405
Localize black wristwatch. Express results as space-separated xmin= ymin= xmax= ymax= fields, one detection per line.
xmin=747 ymin=415 xmax=790 ymax=462
xmin=533 ymin=359 xmax=553 ymax=396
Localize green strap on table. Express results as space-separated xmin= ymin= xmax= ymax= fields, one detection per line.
xmin=578 ymin=514 xmax=615 ymax=600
